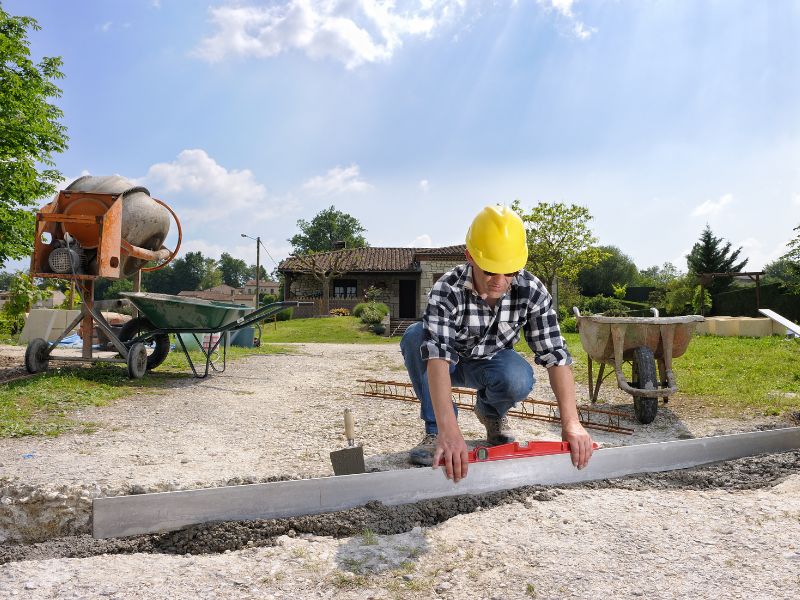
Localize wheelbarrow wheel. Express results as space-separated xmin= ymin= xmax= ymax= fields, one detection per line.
xmin=631 ymin=346 xmax=659 ymax=425
xmin=119 ymin=317 xmax=170 ymax=371
xmin=25 ymin=338 xmax=50 ymax=374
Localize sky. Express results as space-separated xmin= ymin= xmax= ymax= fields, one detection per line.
xmin=4 ymin=0 xmax=799 ymax=276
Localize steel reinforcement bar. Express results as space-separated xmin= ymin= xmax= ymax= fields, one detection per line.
xmin=357 ymin=379 xmax=634 ymax=435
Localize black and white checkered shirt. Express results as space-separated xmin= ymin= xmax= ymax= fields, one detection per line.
xmin=420 ymin=264 xmax=572 ymax=368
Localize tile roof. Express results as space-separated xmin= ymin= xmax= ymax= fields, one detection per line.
xmin=279 ymin=245 xmax=466 ymax=273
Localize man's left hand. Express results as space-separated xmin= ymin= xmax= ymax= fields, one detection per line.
xmin=561 ymin=422 xmax=594 ymax=469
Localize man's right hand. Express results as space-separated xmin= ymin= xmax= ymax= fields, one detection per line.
xmin=432 ymin=427 xmax=470 ymax=482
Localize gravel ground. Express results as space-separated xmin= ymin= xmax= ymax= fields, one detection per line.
xmin=1 ymin=342 xmax=798 ymax=598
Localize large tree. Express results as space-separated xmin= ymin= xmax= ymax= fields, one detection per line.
xmin=289 ymin=206 xmax=368 ymax=253
xmin=637 ymin=262 xmax=681 ymax=287
xmin=0 ymin=7 xmax=69 ymax=265
xmin=577 ymin=245 xmax=638 ymax=297
xmin=511 ymin=200 xmax=606 ymax=295
xmin=687 ymin=225 xmax=748 ymax=295
xmin=219 ymin=252 xmax=250 ymax=288
xmin=778 ymin=224 xmax=800 ymax=293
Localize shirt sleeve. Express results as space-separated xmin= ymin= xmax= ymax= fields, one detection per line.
xmin=524 ymin=285 xmax=573 ymax=368
xmin=420 ymin=282 xmax=460 ymax=365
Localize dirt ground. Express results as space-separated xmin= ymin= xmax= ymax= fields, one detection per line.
xmin=1 ymin=343 xmax=798 ymax=599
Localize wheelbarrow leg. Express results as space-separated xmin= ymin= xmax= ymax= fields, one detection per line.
xmin=593 ymin=363 xmax=606 ymax=403
xmin=659 ymin=324 xmax=678 ymax=393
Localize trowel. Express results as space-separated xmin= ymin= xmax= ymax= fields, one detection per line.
xmin=329 ymin=408 xmax=366 ymax=475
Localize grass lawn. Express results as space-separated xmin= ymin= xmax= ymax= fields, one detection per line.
xmin=260 ymin=316 xmax=399 ymax=344
xmin=3 ymin=316 xmax=798 ymax=437
xmin=0 ymin=343 xmax=294 ymax=438
xmin=552 ymin=333 xmax=800 ymax=418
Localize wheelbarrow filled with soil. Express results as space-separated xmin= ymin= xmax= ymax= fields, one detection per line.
xmin=573 ymin=308 xmax=704 ymax=424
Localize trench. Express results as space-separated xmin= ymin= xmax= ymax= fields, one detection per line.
xmin=1 ymin=449 xmax=797 ymax=565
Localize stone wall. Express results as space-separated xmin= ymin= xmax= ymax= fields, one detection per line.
xmin=287 ymin=273 xmax=409 ymax=317
xmin=418 ymin=258 xmax=464 ymax=310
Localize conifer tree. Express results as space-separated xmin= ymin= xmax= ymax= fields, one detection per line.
xmin=686 ymin=225 xmax=748 ymax=294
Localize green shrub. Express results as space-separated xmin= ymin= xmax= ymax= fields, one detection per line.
xmin=275 ymin=307 xmax=293 ymax=321
xmin=360 ymin=305 xmax=384 ymax=325
xmin=352 ymin=303 xmax=368 ymax=318
xmin=560 ymin=316 xmax=578 ymax=333
xmin=373 ymin=302 xmax=389 ymax=317
xmin=580 ymin=295 xmax=627 ymax=315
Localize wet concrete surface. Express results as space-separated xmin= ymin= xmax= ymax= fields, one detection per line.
xmin=2 ymin=449 xmax=797 ymax=565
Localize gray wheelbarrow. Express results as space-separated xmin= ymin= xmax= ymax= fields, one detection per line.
xmin=573 ymin=308 xmax=704 ymax=424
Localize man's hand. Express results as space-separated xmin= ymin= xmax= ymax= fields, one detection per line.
xmin=432 ymin=427 xmax=470 ymax=482
xmin=562 ymin=421 xmax=594 ymax=469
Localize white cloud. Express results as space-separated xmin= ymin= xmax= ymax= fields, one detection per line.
xmin=138 ymin=149 xmax=292 ymax=223
xmin=301 ymin=164 xmax=373 ymax=195
xmin=692 ymin=193 xmax=733 ymax=217
xmin=192 ymin=0 xmax=466 ymax=69
xmin=407 ymin=234 xmax=433 ymax=247
xmin=57 ymin=170 xmax=92 ymax=191
xmin=419 ymin=179 xmax=430 ymax=192
xmin=537 ymin=0 xmax=595 ymax=39
xmin=98 ymin=21 xmax=112 ymax=33
xmin=738 ymin=237 xmax=791 ymax=270
xmin=793 ymin=193 xmax=800 ymax=206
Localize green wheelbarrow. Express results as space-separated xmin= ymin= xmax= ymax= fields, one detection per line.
xmin=573 ymin=308 xmax=704 ymax=424
xmin=113 ymin=293 xmax=306 ymax=378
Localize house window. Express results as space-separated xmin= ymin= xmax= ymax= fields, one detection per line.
xmin=333 ymin=279 xmax=357 ymax=299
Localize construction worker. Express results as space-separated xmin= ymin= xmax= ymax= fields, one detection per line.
xmin=400 ymin=205 xmax=594 ymax=482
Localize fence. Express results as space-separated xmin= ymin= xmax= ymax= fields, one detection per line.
xmin=290 ymin=297 xmax=361 ymax=318
xmin=712 ymin=282 xmax=800 ymax=321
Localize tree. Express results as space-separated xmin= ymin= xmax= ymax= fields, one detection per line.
xmin=577 ymin=245 xmax=638 ymax=297
xmin=511 ymin=200 xmax=606 ymax=296
xmin=219 ymin=252 xmax=250 ymax=288
xmin=141 ymin=263 xmax=174 ymax=294
xmin=0 ymin=271 xmax=14 ymax=290
xmin=198 ymin=256 xmax=222 ymax=290
xmin=289 ymin=206 xmax=368 ymax=253
xmin=289 ymin=250 xmax=361 ymax=315
xmin=0 ymin=7 xmax=69 ymax=265
xmin=778 ymin=224 xmax=800 ymax=293
xmin=637 ymin=262 xmax=681 ymax=287
xmin=686 ymin=225 xmax=748 ymax=295
xmin=0 ymin=272 xmax=50 ymax=333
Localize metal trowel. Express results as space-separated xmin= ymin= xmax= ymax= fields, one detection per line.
xmin=329 ymin=408 xmax=366 ymax=475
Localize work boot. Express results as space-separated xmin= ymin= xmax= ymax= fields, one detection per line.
xmin=409 ymin=433 xmax=437 ymax=466
xmin=475 ymin=411 xmax=516 ymax=446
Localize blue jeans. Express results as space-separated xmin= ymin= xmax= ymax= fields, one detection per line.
xmin=400 ymin=322 xmax=535 ymax=435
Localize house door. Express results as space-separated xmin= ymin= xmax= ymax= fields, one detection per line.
xmin=399 ymin=280 xmax=417 ymax=318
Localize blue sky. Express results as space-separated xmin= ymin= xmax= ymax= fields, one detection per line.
xmin=4 ymin=0 xmax=799 ymax=275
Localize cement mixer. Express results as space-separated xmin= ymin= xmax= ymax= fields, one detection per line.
xmin=26 ymin=176 xmax=182 ymax=377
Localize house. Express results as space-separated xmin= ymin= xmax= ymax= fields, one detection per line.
xmin=178 ymin=284 xmax=254 ymax=306
xmin=243 ymin=278 xmax=280 ymax=297
xmin=278 ymin=245 xmax=467 ymax=322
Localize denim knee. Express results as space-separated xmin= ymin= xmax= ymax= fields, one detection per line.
xmin=400 ymin=321 xmax=424 ymax=358
xmin=488 ymin=359 xmax=534 ymax=401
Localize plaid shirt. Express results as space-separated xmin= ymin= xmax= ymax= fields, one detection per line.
xmin=421 ymin=264 xmax=572 ymax=368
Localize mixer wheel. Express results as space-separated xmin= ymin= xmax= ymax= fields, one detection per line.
xmin=127 ymin=343 xmax=148 ymax=379
xmin=119 ymin=318 xmax=170 ymax=370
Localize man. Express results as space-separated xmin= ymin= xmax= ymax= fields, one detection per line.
xmin=400 ymin=204 xmax=594 ymax=482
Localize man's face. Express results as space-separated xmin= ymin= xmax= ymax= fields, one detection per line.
xmin=466 ymin=251 xmax=514 ymax=302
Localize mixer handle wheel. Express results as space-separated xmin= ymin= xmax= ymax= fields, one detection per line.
xmin=138 ymin=197 xmax=182 ymax=273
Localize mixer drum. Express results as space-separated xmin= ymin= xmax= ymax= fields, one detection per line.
xmin=64 ymin=175 xmax=171 ymax=277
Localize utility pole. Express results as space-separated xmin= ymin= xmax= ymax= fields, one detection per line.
xmin=255 ymin=236 xmax=261 ymax=309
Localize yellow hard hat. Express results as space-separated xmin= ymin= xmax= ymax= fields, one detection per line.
xmin=465 ymin=205 xmax=528 ymax=274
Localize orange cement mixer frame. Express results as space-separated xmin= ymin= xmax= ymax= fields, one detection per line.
xmin=31 ymin=190 xmax=182 ymax=281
